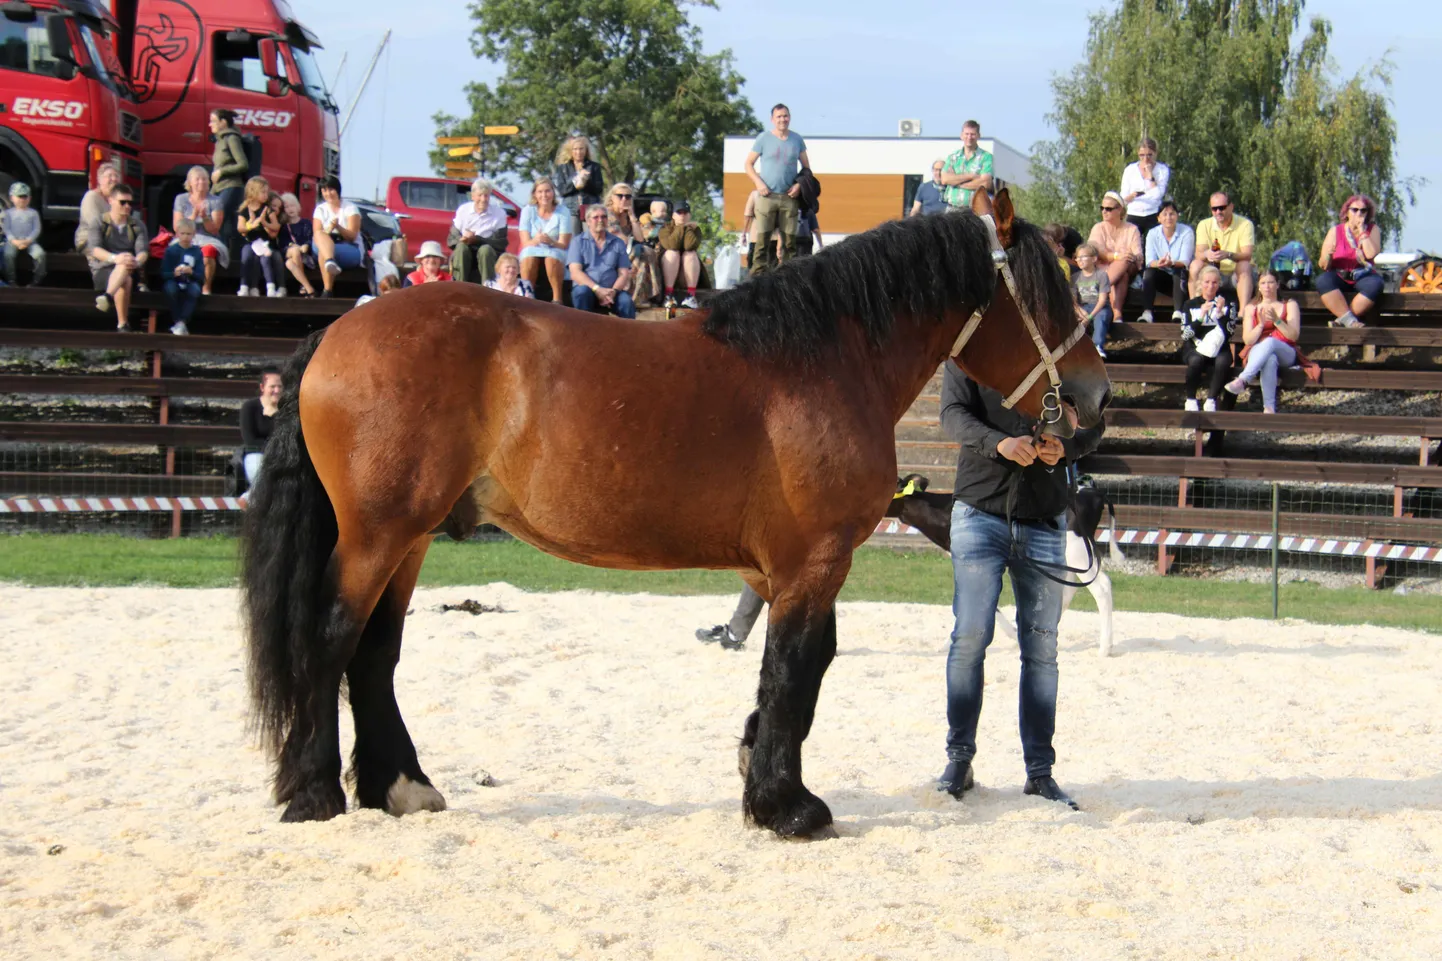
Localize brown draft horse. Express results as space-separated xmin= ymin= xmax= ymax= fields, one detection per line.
xmin=241 ymin=189 xmax=1111 ymax=839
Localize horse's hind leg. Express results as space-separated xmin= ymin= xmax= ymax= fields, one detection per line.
xmin=347 ymin=538 xmax=446 ymax=815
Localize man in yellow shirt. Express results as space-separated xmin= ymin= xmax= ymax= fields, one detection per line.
xmin=1189 ymin=191 xmax=1255 ymax=310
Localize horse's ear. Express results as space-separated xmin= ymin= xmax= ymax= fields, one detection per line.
xmin=970 ymin=188 xmax=993 ymax=218
xmin=993 ymin=188 xmax=1016 ymax=248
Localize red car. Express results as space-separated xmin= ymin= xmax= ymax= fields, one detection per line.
xmin=386 ymin=176 xmax=522 ymax=257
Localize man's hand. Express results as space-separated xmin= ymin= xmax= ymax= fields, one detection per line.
xmin=117 ymin=253 xmax=137 ymax=269
xmin=461 ymin=231 xmax=476 ymax=243
xmin=1036 ymin=435 xmax=1065 ymax=466
xmin=786 ymin=183 xmax=801 ymax=198
xmin=595 ymin=286 xmax=616 ymax=306
xmin=1205 ymin=249 xmax=1223 ymax=263
xmin=757 ymin=184 xmax=771 ymax=198
xmin=997 ymin=436 xmax=1038 ymax=466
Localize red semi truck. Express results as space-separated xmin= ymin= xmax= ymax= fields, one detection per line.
xmin=0 ymin=0 xmax=336 ymax=239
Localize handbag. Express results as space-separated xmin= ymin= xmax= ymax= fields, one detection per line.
xmin=149 ymin=227 xmax=174 ymax=259
xmin=1195 ymin=325 xmax=1227 ymax=359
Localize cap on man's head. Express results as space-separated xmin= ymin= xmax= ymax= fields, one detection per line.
xmin=9 ymin=182 xmax=31 ymax=198
xmin=674 ymin=200 xmax=691 ymax=213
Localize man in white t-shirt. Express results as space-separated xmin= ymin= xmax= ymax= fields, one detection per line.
xmin=449 ymin=177 xmax=510 ymax=283
xmin=1119 ymin=137 xmax=1170 ymax=239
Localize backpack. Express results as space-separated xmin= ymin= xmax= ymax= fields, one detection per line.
xmin=1269 ymin=241 xmax=1313 ymax=291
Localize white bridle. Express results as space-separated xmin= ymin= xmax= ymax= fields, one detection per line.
xmin=950 ymin=214 xmax=1090 ymax=422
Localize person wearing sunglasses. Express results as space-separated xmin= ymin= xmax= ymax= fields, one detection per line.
xmin=1086 ymin=191 xmax=1142 ymax=336
xmin=1190 ymin=191 xmax=1255 ymax=311
xmin=1315 ymin=194 xmax=1383 ymax=328
xmin=84 ymin=184 xmax=150 ymax=330
xmin=605 ymin=183 xmax=657 ymax=305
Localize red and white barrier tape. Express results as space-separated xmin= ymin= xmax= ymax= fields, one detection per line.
xmin=1 ymin=495 xmax=246 ymax=513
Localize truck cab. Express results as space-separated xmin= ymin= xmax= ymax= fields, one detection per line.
xmin=116 ymin=0 xmax=338 ymax=228
xmin=0 ymin=0 xmax=140 ymax=233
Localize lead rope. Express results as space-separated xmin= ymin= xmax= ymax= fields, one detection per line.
xmin=1001 ymin=424 xmax=1101 ymax=589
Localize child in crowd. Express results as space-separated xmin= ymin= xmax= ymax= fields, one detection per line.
xmin=161 ymin=219 xmax=202 ymax=335
xmin=2 ymin=182 xmax=46 ymax=287
xmin=639 ymin=200 xmax=668 ymax=245
xmin=1071 ymin=243 xmax=1113 ymax=358
xmin=235 ymin=177 xmax=281 ymax=296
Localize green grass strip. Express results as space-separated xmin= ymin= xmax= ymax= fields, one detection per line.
xmin=0 ymin=534 xmax=1435 ymax=632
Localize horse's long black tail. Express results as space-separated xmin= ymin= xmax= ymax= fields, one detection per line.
xmin=241 ymin=330 xmax=338 ymax=770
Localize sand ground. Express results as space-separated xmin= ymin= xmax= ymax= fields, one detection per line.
xmin=1 ymin=583 xmax=1439 ymax=960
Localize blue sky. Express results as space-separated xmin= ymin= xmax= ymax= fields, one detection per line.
xmin=302 ymin=0 xmax=1439 ymax=251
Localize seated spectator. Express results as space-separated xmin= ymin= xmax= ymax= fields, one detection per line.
xmin=235 ymin=176 xmax=282 ymax=297
xmin=85 ymin=184 xmax=148 ymax=331
xmin=519 ymin=177 xmax=572 ymax=304
xmin=405 ymin=241 xmax=453 ymax=286
xmin=1071 ymin=243 xmax=1112 ymax=357
xmin=278 ymin=193 xmax=317 ymax=297
xmin=354 ymin=273 xmax=401 ymax=308
xmin=312 ymin=176 xmax=362 ymax=298
xmin=75 ymin=161 xmax=121 ymax=254
xmin=172 ymin=165 xmax=229 ymax=293
xmin=606 ymin=183 xmax=657 ymax=305
xmin=485 ymin=252 xmax=535 ymax=298
xmin=161 ymin=218 xmax=203 ymax=335
xmin=552 ymin=135 xmax=604 ymax=219
xmin=1179 ymin=265 xmax=1239 ymax=411
xmin=567 ymin=205 xmax=634 ymax=318
xmin=1139 ymin=199 xmax=1194 ymax=322
xmin=1120 ymin=137 xmax=1170 ymax=238
xmin=659 ymin=200 xmax=702 ymax=309
xmin=909 ymin=159 xmax=949 ymax=217
xmin=1316 ymin=194 xmax=1383 ymax=328
xmin=2 ymin=182 xmax=45 ymax=287
xmin=449 ymin=177 xmax=508 ymax=284
xmin=1087 ymin=191 xmax=1142 ymax=320
xmin=1190 ymin=191 xmax=1255 ymax=310
xmin=1041 ymin=223 xmax=1070 ymax=280
xmin=1225 ymin=271 xmax=1302 ymax=414
xmin=240 ymin=369 xmax=282 ymax=486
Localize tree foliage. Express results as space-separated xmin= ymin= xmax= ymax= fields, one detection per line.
xmin=431 ymin=0 xmax=759 ymax=202
xmin=1023 ymin=0 xmax=1417 ymax=256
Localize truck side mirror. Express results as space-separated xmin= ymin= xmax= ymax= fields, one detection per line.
xmin=44 ymin=14 xmax=77 ymax=80
xmin=265 ymin=77 xmax=284 ymax=97
xmin=258 ymin=38 xmax=282 ymax=78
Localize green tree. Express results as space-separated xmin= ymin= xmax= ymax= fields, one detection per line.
xmin=431 ymin=0 xmax=759 ymax=202
xmin=1024 ymin=0 xmax=1417 ymax=258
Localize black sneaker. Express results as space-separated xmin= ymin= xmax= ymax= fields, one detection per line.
xmin=1023 ymin=776 xmax=1079 ymax=810
xmin=937 ymin=760 xmax=974 ymax=798
xmin=695 ymin=624 xmax=727 ymax=644
xmin=319 ymin=289 xmax=334 ymax=299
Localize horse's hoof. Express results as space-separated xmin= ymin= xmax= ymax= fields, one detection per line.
xmin=279 ymin=781 xmax=346 ymax=822
xmin=737 ymin=743 xmax=752 ymax=780
xmin=746 ymin=784 xmax=834 ymax=839
xmin=385 ymin=774 xmax=447 ymax=816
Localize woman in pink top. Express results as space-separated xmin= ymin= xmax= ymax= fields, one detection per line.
xmin=1088 ymin=191 xmax=1143 ymax=318
xmin=1316 ymin=194 xmax=1383 ymax=328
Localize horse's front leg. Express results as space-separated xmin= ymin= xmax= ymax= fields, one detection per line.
xmin=740 ymin=550 xmax=848 ymax=839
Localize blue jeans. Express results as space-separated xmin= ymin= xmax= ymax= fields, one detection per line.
xmin=571 ymin=284 xmax=636 ymax=318
xmin=1089 ymin=305 xmax=1114 ymax=353
xmin=1236 ymin=337 xmax=1297 ymax=410
xmin=3 ymin=241 xmax=45 ymax=285
xmin=947 ymin=501 xmax=1066 ymax=778
xmin=164 ymin=278 xmax=201 ymax=322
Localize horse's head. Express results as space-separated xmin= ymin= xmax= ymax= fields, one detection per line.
xmin=951 ymin=189 xmax=1111 ymax=437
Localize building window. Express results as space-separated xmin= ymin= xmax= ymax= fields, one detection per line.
xmin=901 ymin=175 xmax=923 ymax=216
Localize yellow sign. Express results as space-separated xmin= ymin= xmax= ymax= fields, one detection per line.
xmin=436 ymin=136 xmax=481 ymax=146
xmin=447 ymin=146 xmax=479 ymax=158
xmin=482 ymin=125 xmax=520 ymax=135
xmin=445 ymin=164 xmax=478 ymax=176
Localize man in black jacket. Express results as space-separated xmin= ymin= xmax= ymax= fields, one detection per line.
xmin=938 ymin=361 xmax=1103 ymax=810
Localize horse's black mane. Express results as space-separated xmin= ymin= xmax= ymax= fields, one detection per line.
xmin=703 ymin=210 xmax=1074 ymax=361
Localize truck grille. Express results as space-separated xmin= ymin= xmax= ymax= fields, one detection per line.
xmin=324 ymin=143 xmax=340 ymax=177
xmin=123 ymin=157 xmax=144 ymax=187
xmin=119 ymin=111 xmax=143 ymax=146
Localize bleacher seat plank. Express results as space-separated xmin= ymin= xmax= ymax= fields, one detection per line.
xmin=0 ymin=328 xmax=300 ymax=355
xmin=0 ymin=375 xmax=256 ymax=399
xmin=0 ymin=471 xmax=225 ymax=496
xmin=1108 ymin=321 xmax=1442 ymax=347
xmin=1102 ymin=364 xmax=1442 ymax=391
xmin=898 ymin=409 xmax=1442 ymax=438
xmin=1077 ymin=453 xmax=1442 ymax=488
xmin=1110 ymin=503 xmax=1442 ymax=544
xmin=0 ymin=421 xmax=235 ymax=446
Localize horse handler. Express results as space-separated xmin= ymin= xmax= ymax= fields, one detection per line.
xmin=937 ymin=360 xmax=1103 ymax=810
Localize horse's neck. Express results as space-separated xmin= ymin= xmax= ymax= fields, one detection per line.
xmin=860 ymin=310 xmax=972 ymax=424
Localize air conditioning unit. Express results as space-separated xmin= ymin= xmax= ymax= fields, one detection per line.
xmin=898 ymin=119 xmax=922 ymax=138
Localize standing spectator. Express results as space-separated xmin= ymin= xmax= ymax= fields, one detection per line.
xmin=1225 ymin=272 xmax=1302 ymax=414
xmin=161 ymin=218 xmax=202 ymax=335
xmin=85 ymin=184 xmax=148 ymax=330
xmin=1190 ymin=191 xmax=1255 ymax=311
xmin=935 ymin=363 xmax=1102 ymax=810
xmin=606 ymin=183 xmax=657 ymax=306
xmin=1179 ymin=265 xmax=1239 ymax=411
xmin=485 ymin=252 xmax=535 ymax=298
xmin=552 ymin=135 xmax=603 ymax=219
xmin=909 ymin=159 xmax=949 ymax=217
xmin=311 ymin=175 xmax=362 ymax=299
xmin=519 ymin=177 xmax=573 ymax=304
xmin=940 ymin=120 xmax=994 ymax=211
xmin=235 ymin=176 xmax=280 ymax=297
xmin=448 ymin=177 xmax=508 ymax=284
xmin=1119 ymin=137 xmax=1170 ymax=239
xmin=404 ymin=241 xmax=453 ymax=286
xmin=1071 ymin=243 xmax=1113 ymax=357
xmin=209 ymin=108 xmax=249 ymax=256
xmin=1138 ymin=199 xmax=1194 ymax=323
xmin=795 ymin=204 xmax=823 ymax=257
xmin=1316 ymin=194 xmax=1383 ymax=329
xmin=279 ymin=192 xmax=317 ymax=297
xmin=2 ymin=182 xmax=45 ymax=287
xmin=172 ymin=165 xmax=228 ymax=294
xmin=567 ymin=205 xmax=634 ymax=318
xmin=744 ymin=103 xmax=810 ymax=273
xmin=240 ymin=369 xmax=282 ymax=487
xmin=74 ymin=162 xmax=121 ymax=253
xmin=1088 ymin=191 xmax=1142 ymax=321
xmin=659 ymin=200 xmax=702 ymax=309
xmin=740 ymin=189 xmax=779 ymax=272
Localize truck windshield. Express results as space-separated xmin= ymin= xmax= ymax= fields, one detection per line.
xmin=288 ymin=44 xmax=332 ymax=108
xmin=77 ymin=23 xmax=128 ymax=97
